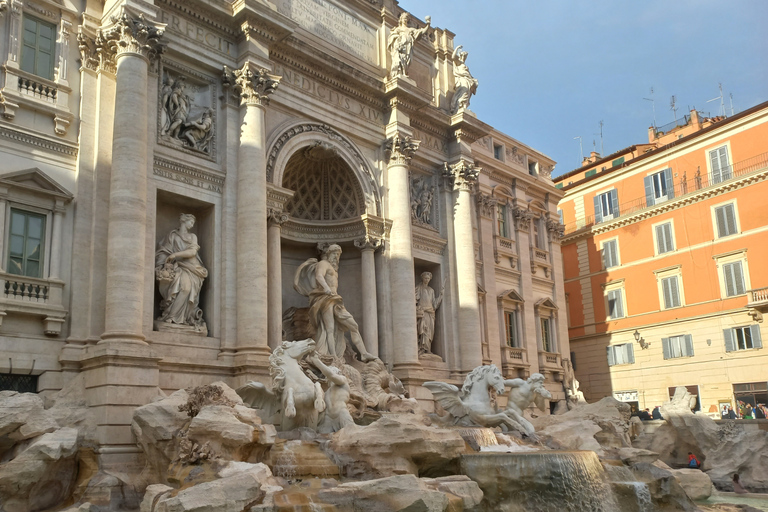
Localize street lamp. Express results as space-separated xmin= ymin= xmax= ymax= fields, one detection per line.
xmin=634 ymin=330 xmax=650 ymax=350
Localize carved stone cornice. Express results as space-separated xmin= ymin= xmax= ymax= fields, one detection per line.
xmin=101 ymin=12 xmax=166 ymax=62
xmin=384 ymin=133 xmax=420 ymax=166
xmin=443 ymin=159 xmax=479 ymax=192
xmin=512 ymin=207 xmax=534 ymax=231
xmin=354 ymin=234 xmax=382 ymax=252
xmin=0 ymin=0 xmax=22 ymax=17
xmin=476 ymin=193 xmax=497 ymax=218
xmin=449 ymin=110 xmax=491 ymax=146
xmin=222 ymin=63 xmax=280 ymax=107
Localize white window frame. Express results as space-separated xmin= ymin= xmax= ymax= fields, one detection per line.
xmin=652 ymin=219 xmax=676 ymax=255
xmin=607 ymin=343 xmax=635 ymax=366
xmin=713 ymin=249 xmax=750 ymax=299
xmin=594 ymin=188 xmax=619 ymax=223
xmin=724 ymin=325 xmax=763 ymax=352
xmin=654 ymin=265 xmax=684 ymax=310
xmin=534 ymin=297 xmax=558 ymax=353
xmin=600 ymin=237 xmax=620 ymax=270
xmin=662 ymin=334 xmax=694 ymax=359
xmin=644 ymin=168 xmax=675 ymax=206
xmin=603 ymin=279 xmax=626 ymax=320
xmin=706 ymin=143 xmax=732 ymax=185
xmin=498 ymin=290 xmax=525 ymax=352
xmin=710 ymin=200 xmax=740 ymax=239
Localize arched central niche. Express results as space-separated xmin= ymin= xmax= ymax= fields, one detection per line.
xmin=282 ymin=143 xmax=365 ymax=221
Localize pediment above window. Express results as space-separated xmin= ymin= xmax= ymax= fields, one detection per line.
xmin=0 ymin=168 xmax=73 ymax=209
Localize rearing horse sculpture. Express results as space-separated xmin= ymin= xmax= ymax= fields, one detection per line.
xmin=237 ymin=339 xmax=325 ymax=430
xmin=424 ymin=365 xmax=529 ymax=434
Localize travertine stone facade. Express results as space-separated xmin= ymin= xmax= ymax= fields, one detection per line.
xmin=0 ymin=0 xmax=566 ymax=465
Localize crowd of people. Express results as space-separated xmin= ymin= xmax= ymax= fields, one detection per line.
xmin=631 ymin=405 xmax=664 ymax=420
xmin=721 ymin=402 xmax=767 ymax=419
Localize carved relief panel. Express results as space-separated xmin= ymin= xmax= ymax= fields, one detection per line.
xmin=410 ymin=173 xmax=438 ymax=230
xmin=158 ymin=64 xmax=217 ymax=159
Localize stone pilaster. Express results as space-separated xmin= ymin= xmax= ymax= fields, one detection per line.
xmin=265 ymin=183 xmax=293 ymax=350
xmin=384 ymin=133 xmax=421 ymax=371
xmin=100 ymin=12 xmax=165 ymax=346
xmin=223 ymin=63 xmax=280 ymax=367
xmin=444 ymin=159 xmax=483 ymax=371
xmin=354 ymin=233 xmax=382 ymax=358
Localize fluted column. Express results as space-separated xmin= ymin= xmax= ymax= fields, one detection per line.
xmin=100 ymin=13 xmax=165 ymax=345
xmin=444 ymin=160 xmax=483 ymax=370
xmin=355 ymin=234 xmax=382 ymax=358
xmin=384 ymin=133 xmax=421 ymax=370
xmin=267 ymin=208 xmax=288 ymax=350
xmin=223 ymin=63 xmax=280 ymax=360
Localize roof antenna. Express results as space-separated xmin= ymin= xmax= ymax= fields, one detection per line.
xmin=573 ymin=136 xmax=583 ymax=165
xmin=643 ymin=87 xmax=656 ymax=128
xmin=729 ymin=93 xmax=735 ymax=116
xmin=593 ymin=120 xmax=604 ymax=156
xmin=707 ymin=83 xmax=725 ymax=117
xmin=670 ymin=95 xmax=678 ymax=122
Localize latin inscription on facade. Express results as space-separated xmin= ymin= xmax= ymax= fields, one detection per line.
xmin=413 ymin=129 xmax=447 ymax=154
xmin=159 ymin=11 xmax=236 ymax=56
xmin=272 ymin=63 xmax=383 ymax=124
xmin=275 ymin=0 xmax=377 ymax=64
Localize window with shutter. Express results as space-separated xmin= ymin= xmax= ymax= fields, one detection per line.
xmin=504 ymin=311 xmax=518 ymax=348
xmin=662 ymin=276 xmax=681 ymax=308
xmin=709 ymin=146 xmax=731 ymax=183
xmin=728 ymin=326 xmax=762 ymax=351
xmin=602 ymin=240 xmax=619 ymax=269
xmin=714 ymin=204 xmax=737 ymax=238
xmin=607 ymin=289 xmax=624 ymax=319
xmin=607 ymin=343 xmax=634 ymax=366
xmin=722 ymin=261 xmax=745 ymax=297
xmin=496 ymin=204 xmax=508 ymax=237
xmin=655 ymin=223 xmax=674 ymax=254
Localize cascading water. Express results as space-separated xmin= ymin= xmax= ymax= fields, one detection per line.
xmin=630 ymin=481 xmax=653 ymax=512
xmin=273 ymin=440 xmax=299 ymax=480
xmin=461 ymin=451 xmax=620 ymax=512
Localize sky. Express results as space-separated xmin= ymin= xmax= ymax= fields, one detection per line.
xmin=398 ymin=0 xmax=768 ymax=177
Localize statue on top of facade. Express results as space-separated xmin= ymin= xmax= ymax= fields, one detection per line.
xmin=387 ymin=13 xmax=431 ymax=79
xmin=415 ymin=271 xmax=444 ymax=356
xmin=294 ymin=244 xmax=377 ymax=362
xmin=155 ymin=213 xmax=208 ymax=334
xmin=450 ymin=45 xmax=478 ymax=113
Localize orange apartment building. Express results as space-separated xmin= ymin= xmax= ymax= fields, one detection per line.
xmin=554 ymin=100 xmax=768 ymax=415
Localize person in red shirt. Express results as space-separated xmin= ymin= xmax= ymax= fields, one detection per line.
xmin=688 ymin=452 xmax=700 ymax=469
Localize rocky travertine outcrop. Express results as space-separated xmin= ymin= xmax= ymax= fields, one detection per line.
xmin=531 ymin=396 xmax=632 ymax=454
xmin=316 ymin=474 xmax=450 ymax=512
xmin=629 ymin=462 xmax=697 ymax=512
xmin=328 ymin=414 xmax=465 ymax=479
xmin=667 ymin=467 xmax=713 ymax=500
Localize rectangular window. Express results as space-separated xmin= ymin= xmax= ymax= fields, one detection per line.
xmin=585 ymin=169 xmax=597 ymax=177
xmin=0 ymin=373 xmax=38 ymax=393
xmin=607 ymin=343 xmax=635 ymax=366
xmin=602 ymin=239 xmax=619 ymax=269
xmin=494 ymin=144 xmax=503 ymax=160
xmin=661 ymin=275 xmax=681 ymax=309
xmin=722 ymin=261 xmax=745 ymax=297
xmin=724 ymin=325 xmax=763 ymax=352
xmin=21 ymin=15 xmax=56 ymax=80
xmin=540 ymin=317 xmax=552 ymax=352
xmin=558 ymin=209 xmax=564 ymax=225
xmin=496 ymin=204 xmax=507 ymax=238
xmin=593 ymin=189 xmax=619 ymax=223
xmin=607 ymin=289 xmax=625 ymax=319
xmin=655 ymin=222 xmax=674 ymax=254
xmin=710 ymin=146 xmax=731 ymax=184
xmin=612 ymin=156 xmax=625 ymax=167
xmin=714 ymin=204 xmax=737 ymax=238
xmin=528 ymin=161 xmax=537 ymax=176
xmin=504 ymin=311 xmax=518 ymax=348
xmin=534 ymin=218 xmax=546 ymax=249
xmin=7 ymin=209 xmax=46 ymax=278
xmin=555 ymin=183 xmax=563 ymax=190
xmin=662 ymin=334 xmax=694 ymax=359
xmin=644 ymin=169 xmax=675 ymax=207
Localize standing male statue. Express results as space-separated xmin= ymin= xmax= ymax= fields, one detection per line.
xmin=294 ymin=244 xmax=376 ymax=362
xmin=415 ymin=271 xmax=444 ymax=356
xmin=387 ymin=13 xmax=431 ymax=79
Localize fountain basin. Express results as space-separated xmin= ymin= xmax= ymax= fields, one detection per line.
xmin=460 ymin=451 xmax=618 ymax=512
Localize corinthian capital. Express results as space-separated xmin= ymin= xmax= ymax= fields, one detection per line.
xmin=101 ymin=12 xmax=166 ymax=62
xmin=267 ymin=208 xmax=289 ymax=227
xmin=546 ymin=218 xmax=565 ymax=241
xmin=443 ymin=159 xmax=479 ymax=192
xmin=354 ymin=234 xmax=383 ymax=252
xmin=223 ymin=64 xmax=281 ymax=107
xmin=513 ymin=207 xmax=534 ymax=231
xmin=384 ymin=133 xmax=420 ymax=165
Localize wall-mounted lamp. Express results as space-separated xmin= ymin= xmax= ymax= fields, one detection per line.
xmin=634 ymin=329 xmax=650 ymax=350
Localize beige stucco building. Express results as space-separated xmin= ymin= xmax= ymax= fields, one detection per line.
xmin=0 ymin=0 xmax=567 ymax=466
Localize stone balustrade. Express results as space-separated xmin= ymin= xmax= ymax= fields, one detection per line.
xmin=0 ymin=271 xmax=66 ymax=335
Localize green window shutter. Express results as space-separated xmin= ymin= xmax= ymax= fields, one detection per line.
xmin=612 ymin=157 xmax=625 ymax=167
xmin=586 ymin=169 xmax=597 ymax=177
xmin=555 ymin=183 xmax=563 ymax=189
xmin=751 ymin=325 xmax=763 ymax=349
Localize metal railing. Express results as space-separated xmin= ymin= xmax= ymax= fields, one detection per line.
xmin=564 ymin=152 xmax=768 ymax=234
xmin=654 ymin=111 xmax=709 ymax=136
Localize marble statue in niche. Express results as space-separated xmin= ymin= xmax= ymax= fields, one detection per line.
xmin=450 ymin=45 xmax=478 ymax=113
xmin=155 ymin=213 xmax=208 ymax=335
xmin=387 ymin=12 xmax=431 ymax=79
xmin=415 ymin=271 xmax=444 ymax=357
xmin=410 ymin=177 xmax=434 ymax=227
xmin=160 ymin=71 xmax=215 ymax=154
xmin=294 ymin=244 xmax=377 ymax=362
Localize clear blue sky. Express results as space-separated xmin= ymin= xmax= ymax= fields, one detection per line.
xmin=399 ymin=0 xmax=768 ymax=176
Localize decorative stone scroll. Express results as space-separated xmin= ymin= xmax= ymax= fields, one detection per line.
xmin=443 ymin=160 xmax=479 ymax=191
xmin=410 ymin=176 xmax=435 ymax=227
xmin=513 ymin=207 xmax=534 ymax=232
xmin=476 ymin=194 xmax=497 ymax=218
xmin=546 ymin=219 xmax=565 ymax=241
xmin=267 ymin=208 xmax=289 ymax=227
xmin=222 ymin=63 xmax=280 ymax=106
xmin=354 ymin=234 xmax=382 ymax=252
xmin=101 ymin=11 xmax=166 ymax=61
xmin=384 ymin=133 xmax=420 ymax=165
xmin=159 ymin=69 xmax=215 ymax=155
